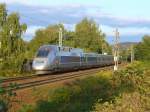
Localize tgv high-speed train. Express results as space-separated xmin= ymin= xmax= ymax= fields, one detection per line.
xmin=32 ymin=45 xmax=114 ymax=74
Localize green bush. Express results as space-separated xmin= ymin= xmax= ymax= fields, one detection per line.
xmin=19 ymin=61 xmax=149 ymax=112
xmin=0 ymin=100 xmax=8 ymax=112
xmin=21 ymin=75 xmax=114 ymax=112
xmin=0 ymin=80 xmax=18 ymax=112
xmin=112 ymin=61 xmax=144 ymax=93
xmin=18 ymin=105 xmax=34 ymax=112
xmin=0 ymin=53 xmax=32 ymax=77
xmin=93 ymin=62 xmax=150 ymax=112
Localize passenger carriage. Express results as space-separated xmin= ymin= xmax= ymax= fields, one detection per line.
xmin=32 ymin=45 xmax=114 ymax=74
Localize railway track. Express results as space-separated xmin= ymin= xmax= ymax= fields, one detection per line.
xmin=1 ymin=75 xmax=38 ymax=83
xmin=1 ymin=66 xmax=113 ymax=91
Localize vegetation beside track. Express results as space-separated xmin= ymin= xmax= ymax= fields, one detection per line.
xmin=93 ymin=61 xmax=150 ymax=112
xmin=17 ymin=61 xmax=150 ymax=112
xmin=0 ymin=3 xmax=150 ymax=112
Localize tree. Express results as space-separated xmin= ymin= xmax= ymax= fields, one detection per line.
xmin=6 ymin=13 xmax=27 ymax=54
xmin=0 ymin=3 xmax=27 ymax=73
xmin=74 ymin=18 xmax=110 ymax=53
xmin=28 ymin=18 xmax=111 ymax=56
xmin=135 ymin=35 xmax=150 ymax=61
xmin=63 ymin=31 xmax=76 ymax=47
xmin=0 ymin=4 xmax=7 ymax=58
xmin=28 ymin=24 xmax=65 ymax=57
xmin=0 ymin=4 xmax=27 ymax=59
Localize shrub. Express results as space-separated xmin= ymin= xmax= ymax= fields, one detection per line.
xmin=0 ymin=80 xmax=18 ymax=112
xmin=19 ymin=61 xmax=149 ymax=112
xmin=0 ymin=53 xmax=32 ymax=77
xmin=18 ymin=105 xmax=34 ymax=112
xmin=0 ymin=100 xmax=8 ymax=112
xmin=93 ymin=61 xmax=150 ymax=112
xmin=112 ymin=61 xmax=144 ymax=93
xmin=30 ymin=74 xmax=114 ymax=112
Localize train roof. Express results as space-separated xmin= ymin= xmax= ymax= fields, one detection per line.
xmin=40 ymin=44 xmax=82 ymax=50
xmin=39 ymin=45 xmax=58 ymax=48
xmin=39 ymin=45 xmax=113 ymax=56
xmin=39 ymin=45 xmax=83 ymax=53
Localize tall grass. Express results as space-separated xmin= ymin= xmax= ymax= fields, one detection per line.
xmin=94 ymin=61 xmax=150 ymax=112
xmin=19 ymin=61 xmax=149 ymax=112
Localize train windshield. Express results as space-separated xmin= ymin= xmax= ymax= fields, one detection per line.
xmin=36 ymin=47 xmax=51 ymax=57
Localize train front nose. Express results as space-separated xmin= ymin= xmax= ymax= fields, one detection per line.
xmin=32 ymin=58 xmax=48 ymax=70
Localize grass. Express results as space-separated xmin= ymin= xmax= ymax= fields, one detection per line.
xmin=0 ymin=69 xmax=33 ymax=78
xmin=93 ymin=61 xmax=150 ymax=112
xmin=17 ymin=61 xmax=150 ymax=112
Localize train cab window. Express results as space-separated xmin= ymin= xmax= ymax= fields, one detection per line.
xmin=36 ymin=48 xmax=50 ymax=57
xmin=58 ymin=47 xmax=61 ymax=51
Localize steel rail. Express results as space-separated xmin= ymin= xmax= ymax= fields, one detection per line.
xmin=2 ymin=66 xmax=113 ymax=91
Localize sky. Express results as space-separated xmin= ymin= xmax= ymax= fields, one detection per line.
xmin=0 ymin=0 xmax=150 ymax=43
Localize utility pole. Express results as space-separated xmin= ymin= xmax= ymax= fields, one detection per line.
xmin=59 ymin=27 xmax=63 ymax=47
xmin=130 ymin=45 xmax=134 ymax=63
xmin=0 ymin=27 xmax=2 ymax=62
xmin=0 ymin=32 xmax=1 ymax=61
xmin=101 ymin=38 xmax=104 ymax=54
xmin=0 ymin=28 xmax=1 ymax=49
xmin=101 ymin=33 xmax=106 ymax=54
xmin=113 ymin=28 xmax=120 ymax=71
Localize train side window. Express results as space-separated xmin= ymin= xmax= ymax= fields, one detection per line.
xmin=58 ymin=47 xmax=61 ymax=51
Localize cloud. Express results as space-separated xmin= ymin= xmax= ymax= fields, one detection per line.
xmin=23 ymin=25 xmax=44 ymax=41
xmin=26 ymin=25 xmax=44 ymax=35
xmin=99 ymin=15 xmax=150 ymax=28
xmin=0 ymin=0 xmax=93 ymax=8
xmin=63 ymin=23 xmax=75 ymax=31
xmin=7 ymin=3 xmax=88 ymax=27
xmin=101 ymin=25 xmax=150 ymax=43
xmin=99 ymin=25 xmax=145 ymax=43
xmin=3 ymin=2 xmax=150 ymax=43
xmin=6 ymin=3 xmax=150 ymax=29
xmin=101 ymin=25 xmax=150 ymax=36
xmin=0 ymin=0 xmax=33 ymax=5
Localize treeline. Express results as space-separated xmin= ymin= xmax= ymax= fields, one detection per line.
xmin=1 ymin=3 xmax=149 ymax=76
xmin=117 ymin=36 xmax=150 ymax=62
xmin=0 ymin=4 xmax=27 ymax=75
xmin=28 ymin=19 xmax=111 ymax=57
xmin=135 ymin=35 xmax=150 ymax=61
xmin=0 ymin=4 xmax=111 ymax=76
